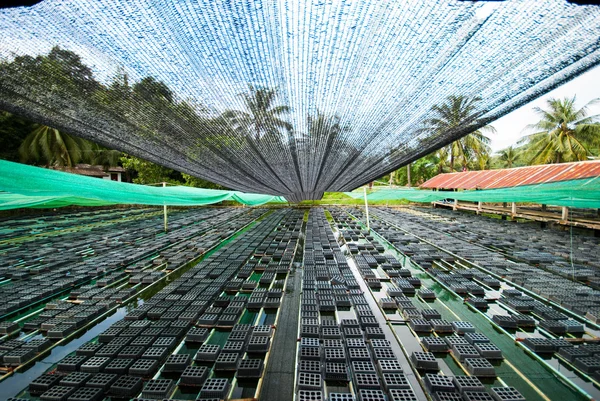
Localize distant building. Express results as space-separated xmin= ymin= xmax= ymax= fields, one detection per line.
xmin=52 ymin=164 xmax=127 ymax=182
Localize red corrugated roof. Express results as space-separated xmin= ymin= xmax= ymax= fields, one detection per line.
xmin=420 ymin=160 xmax=600 ymax=190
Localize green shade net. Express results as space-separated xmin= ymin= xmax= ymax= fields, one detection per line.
xmin=349 ymin=177 xmax=600 ymax=209
xmin=0 ymin=160 xmax=286 ymax=210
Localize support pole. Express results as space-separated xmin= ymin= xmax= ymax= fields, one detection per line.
xmin=163 ymin=182 xmax=168 ymax=232
xmin=363 ymin=187 xmax=370 ymax=230
xmin=511 ymin=202 xmax=517 ymax=220
xmin=477 ymin=201 xmax=482 ymax=215
xmin=561 ymin=206 xmax=569 ymax=222
xmin=453 ymin=198 xmax=458 ymax=211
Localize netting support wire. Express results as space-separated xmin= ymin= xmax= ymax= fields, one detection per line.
xmin=163 ymin=182 xmax=168 ymax=232
xmin=364 ymin=186 xmax=370 ymax=231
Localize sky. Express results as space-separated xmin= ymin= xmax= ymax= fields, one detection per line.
xmin=488 ymin=65 xmax=600 ymax=153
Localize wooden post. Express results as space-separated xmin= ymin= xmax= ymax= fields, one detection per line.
xmin=163 ymin=182 xmax=168 ymax=232
xmin=453 ymin=199 xmax=458 ymax=211
xmin=511 ymin=202 xmax=517 ymax=220
xmin=363 ymin=187 xmax=370 ymax=230
xmin=477 ymin=201 xmax=482 ymax=215
xmin=561 ymin=206 xmax=569 ymax=222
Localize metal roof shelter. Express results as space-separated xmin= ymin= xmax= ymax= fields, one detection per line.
xmin=1 ymin=1 xmax=600 ymax=201
xmin=420 ymin=160 xmax=600 ymax=190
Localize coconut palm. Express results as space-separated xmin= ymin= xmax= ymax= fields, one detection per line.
xmin=222 ymin=85 xmax=292 ymax=141
xmin=498 ymin=146 xmax=519 ymax=168
xmin=421 ymin=95 xmax=495 ymax=171
xmin=19 ymin=124 xmax=92 ymax=167
xmin=474 ymin=153 xmax=490 ymax=171
xmin=433 ymin=147 xmax=451 ymax=174
xmin=87 ymin=143 xmax=122 ymax=169
xmin=452 ymin=130 xmax=493 ymax=170
xmin=519 ymin=96 xmax=600 ymax=164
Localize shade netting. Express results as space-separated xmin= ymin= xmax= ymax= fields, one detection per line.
xmin=1 ymin=1 xmax=600 ymax=200
xmin=0 ymin=160 xmax=286 ymax=210
xmin=355 ymin=177 xmax=600 ymax=209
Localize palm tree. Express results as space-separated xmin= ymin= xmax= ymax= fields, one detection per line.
xmin=433 ymin=147 xmax=451 ymax=174
xmin=473 ymin=153 xmax=488 ymax=170
xmin=498 ymin=146 xmax=519 ymax=168
xmin=19 ymin=124 xmax=91 ymax=167
xmin=223 ymin=85 xmax=292 ymax=141
xmin=452 ymin=130 xmax=493 ymax=170
xmin=87 ymin=143 xmax=122 ymax=169
xmin=421 ymin=95 xmax=495 ymax=171
xmin=519 ymin=96 xmax=600 ymax=164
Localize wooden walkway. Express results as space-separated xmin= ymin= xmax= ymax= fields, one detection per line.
xmin=259 ymin=269 xmax=302 ymax=401
xmin=431 ymin=202 xmax=600 ymax=231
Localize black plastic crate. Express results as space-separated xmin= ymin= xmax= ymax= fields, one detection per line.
xmin=424 ymin=373 xmax=455 ymax=393
xmin=104 ymin=358 xmax=134 ymax=374
xmin=163 ymin=353 xmax=191 ymax=373
xmin=237 ymin=358 xmax=264 ymax=378
xmin=108 ymin=375 xmax=143 ymax=398
xmin=29 ymin=373 xmax=63 ymax=395
xmin=59 ymin=371 xmax=92 ymax=387
xmin=141 ymin=379 xmax=174 ymax=399
xmin=199 ymin=378 xmax=230 ymax=399
xmin=86 ymin=373 xmax=118 ymax=391
xmin=65 ymin=387 xmax=104 ymax=401
xmin=410 ymin=352 xmax=438 ymax=371
xmin=57 ymin=355 xmax=88 ymax=372
xmin=39 ymin=386 xmax=75 ymax=401
xmin=453 ymin=376 xmax=485 ymax=394
xmin=129 ymin=358 xmax=160 ymax=377
xmin=80 ymin=356 xmax=110 ymax=373
xmin=490 ymin=386 xmax=526 ymax=401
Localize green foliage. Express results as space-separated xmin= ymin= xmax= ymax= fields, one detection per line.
xmin=420 ymin=95 xmax=493 ymax=171
xmin=223 ymin=85 xmax=292 ymax=141
xmin=120 ymin=155 xmax=224 ymax=189
xmin=87 ymin=143 xmax=122 ymax=169
xmin=18 ymin=124 xmax=92 ymax=167
xmin=133 ymin=76 xmax=174 ymax=105
xmin=0 ymin=46 xmax=224 ymax=190
xmin=91 ymin=70 xmax=133 ymax=117
xmin=391 ymin=155 xmax=439 ymax=186
xmin=518 ymin=96 xmax=600 ymax=164
xmin=297 ymin=192 xmax=409 ymax=206
xmin=120 ymin=155 xmax=182 ymax=185
xmin=13 ymin=118 xmax=121 ymax=169
xmin=0 ymin=46 xmax=99 ymax=98
xmin=0 ymin=111 xmax=34 ymax=162
xmin=386 ymin=95 xmax=493 ymax=186
xmin=454 ymin=130 xmax=493 ymax=170
xmin=496 ymin=146 xmax=521 ymax=168
xmin=181 ymin=173 xmax=227 ymax=190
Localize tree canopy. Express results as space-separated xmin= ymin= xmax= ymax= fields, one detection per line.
xmin=518 ymin=96 xmax=600 ymax=164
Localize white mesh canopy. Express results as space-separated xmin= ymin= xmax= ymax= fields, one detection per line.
xmin=1 ymin=0 xmax=599 ymax=200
